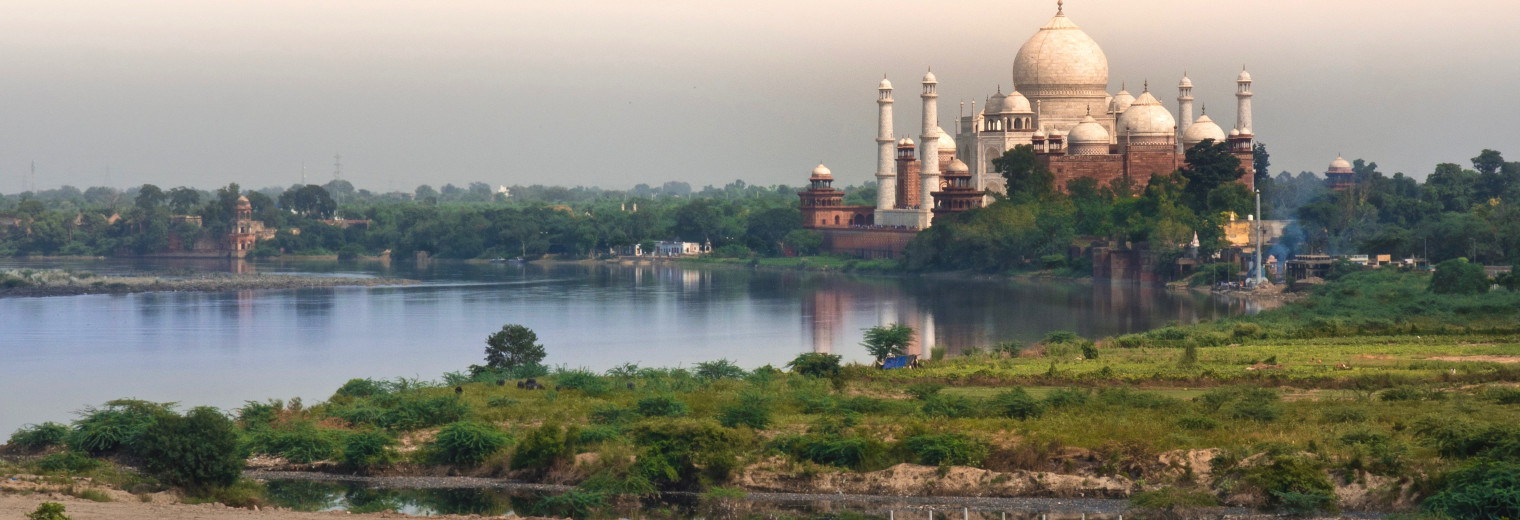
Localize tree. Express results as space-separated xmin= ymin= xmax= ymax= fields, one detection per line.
xmin=134 ymin=184 xmax=166 ymax=211
xmin=483 ymin=324 xmax=546 ymax=371
xmin=861 ymin=323 xmax=915 ymax=363
xmin=992 ymin=145 xmax=1053 ymax=202
xmin=279 ymin=184 xmax=337 ymax=219
xmin=1429 ymin=258 xmax=1490 ymax=295
xmin=782 ymin=229 xmax=822 ymax=256
xmin=136 ymin=406 xmax=243 ymax=490
xmin=1252 ymin=142 xmax=1271 ymax=187
xmin=1179 ymin=140 xmax=1244 ymax=213
xmin=167 ymin=187 xmax=201 ymax=214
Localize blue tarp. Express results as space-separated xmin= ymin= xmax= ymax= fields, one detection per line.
xmin=881 ymin=355 xmax=917 ymax=369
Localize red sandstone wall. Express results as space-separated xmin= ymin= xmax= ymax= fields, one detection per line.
xmin=819 ymin=228 xmax=916 ymax=259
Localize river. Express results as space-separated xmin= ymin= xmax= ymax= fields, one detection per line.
xmin=0 ymin=258 xmax=1252 ymax=434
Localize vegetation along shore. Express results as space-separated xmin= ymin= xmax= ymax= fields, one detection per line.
xmin=0 ymin=268 xmax=418 ymax=298
xmin=4 ymin=265 xmax=1519 ymax=519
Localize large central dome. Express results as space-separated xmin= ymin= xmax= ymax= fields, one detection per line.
xmin=1013 ymin=11 xmax=1108 ymax=95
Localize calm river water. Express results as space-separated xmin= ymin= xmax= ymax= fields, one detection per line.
xmin=0 ymin=258 xmax=1251 ymax=434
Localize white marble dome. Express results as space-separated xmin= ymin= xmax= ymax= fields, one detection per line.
xmin=810 ymin=163 xmax=832 ymax=179
xmin=923 ymin=70 xmax=938 ymax=84
xmin=1237 ymin=69 xmax=1252 ymax=82
xmin=1014 ymin=11 xmax=1108 ymax=92
xmin=1179 ymin=75 xmax=1193 ymax=88
xmin=1068 ymin=115 xmax=1110 ymax=144
xmin=1002 ymin=91 xmax=1032 ymax=113
xmin=1181 ymin=114 xmax=1226 ymax=147
xmin=1109 ymin=88 xmax=1135 ymax=113
xmin=946 ymin=158 xmax=970 ymax=174
xmin=899 ymin=137 xmax=914 ymax=146
xmin=936 ymin=126 xmax=956 ymax=151
xmin=1330 ymin=157 xmax=1352 ymax=171
xmin=985 ymin=92 xmax=1006 ymax=114
xmin=1116 ymin=90 xmax=1175 ymax=136
xmin=879 ymin=77 xmax=892 ymax=90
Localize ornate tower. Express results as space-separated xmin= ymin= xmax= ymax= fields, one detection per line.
xmin=875 ymin=77 xmax=897 ymax=210
xmin=1235 ymin=67 xmax=1253 ymax=135
xmin=919 ymin=70 xmax=940 ymax=221
xmin=1177 ymin=73 xmax=1194 ymax=138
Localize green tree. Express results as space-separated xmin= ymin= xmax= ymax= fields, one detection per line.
xmin=134 ymin=184 xmax=166 ymax=211
xmin=992 ymin=145 xmax=1053 ymax=202
xmin=861 ymin=323 xmax=915 ymax=363
xmin=483 ymin=324 xmax=546 ymax=371
xmin=1429 ymin=257 xmax=1490 ymax=295
xmin=279 ymin=184 xmax=337 ymax=219
xmin=1179 ymin=139 xmax=1244 ymax=213
xmin=781 ymin=229 xmax=822 ymax=256
xmin=167 ymin=187 xmax=201 ymax=214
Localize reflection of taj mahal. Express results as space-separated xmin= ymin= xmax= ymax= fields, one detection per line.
xmin=801 ymin=1 xmax=1256 ymax=237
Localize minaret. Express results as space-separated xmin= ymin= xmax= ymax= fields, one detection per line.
xmin=919 ymin=69 xmax=940 ymax=217
xmin=1177 ymin=72 xmax=1194 ymax=137
xmin=875 ymin=77 xmax=897 ymax=211
xmin=1235 ymin=66 xmax=1253 ymax=135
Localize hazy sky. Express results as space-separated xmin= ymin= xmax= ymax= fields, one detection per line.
xmin=3 ymin=0 xmax=1518 ymax=193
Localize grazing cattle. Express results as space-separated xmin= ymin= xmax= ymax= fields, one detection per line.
xmin=454 ymin=386 xmax=463 ymax=395
xmin=496 ymin=379 xmax=506 ymax=386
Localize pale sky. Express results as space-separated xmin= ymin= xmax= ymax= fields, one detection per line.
xmin=2 ymin=0 xmax=1517 ymax=192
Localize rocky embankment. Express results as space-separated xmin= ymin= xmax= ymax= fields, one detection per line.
xmin=0 ymin=269 xmax=418 ymax=297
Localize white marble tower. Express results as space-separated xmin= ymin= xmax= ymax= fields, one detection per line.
xmin=1236 ymin=67 xmax=1253 ymax=135
xmin=1177 ymin=73 xmax=1194 ymax=138
xmin=875 ymin=77 xmax=897 ymax=210
xmin=919 ymin=70 xmax=940 ymax=219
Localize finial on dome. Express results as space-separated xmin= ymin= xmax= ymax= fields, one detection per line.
xmin=1121 ymin=81 xmax=1126 ymax=91
xmin=1085 ymin=105 xmax=1090 ymax=116
xmin=1143 ymin=79 xmax=1149 ymax=92
xmin=1201 ymin=103 xmax=1206 ymax=115
xmin=1057 ymin=0 xmax=1063 ymax=14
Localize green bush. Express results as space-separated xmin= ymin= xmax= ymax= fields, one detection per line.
xmin=1380 ymin=385 xmax=1434 ymax=402
xmin=589 ymin=405 xmax=637 ymax=425
xmin=1197 ymin=386 xmax=1281 ymax=422
xmin=248 ymin=421 xmax=342 ymax=464
xmin=991 ymin=388 xmax=1044 ymax=419
xmin=373 ymin=394 xmax=468 ymax=430
xmin=630 ymin=418 xmax=741 ymax=490
xmin=339 ymin=430 xmax=397 ymax=469
xmin=921 ymin=394 xmax=981 ymax=419
xmin=236 ymin=400 xmax=284 ymax=427
xmin=694 ymin=359 xmax=747 ymax=381
xmin=553 ymin=369 xmax=613 ymax=396
xmin=25 ymin=502 xmax=69 ymax=520
xmin=136 ymin=406 xmax=243 ymax=490
xmin=34 ymin=452 xmax=102 ymax=473
xmin=1423 ymin=459 xmax=1520 ymax=520
xmin=1176 ymin=414 xmax=1220 ymax=431
xmin=717 ymin=391 xmax=772 ymax=429
xmin=1043 ymin=387 xmax=1091 ymax=409
xmin=67 ymin=399 xmax=174 ymax=456
xmin=513 ymin=423 xmax=575 ymax=474
xmin=9 ymin=422 xmax=69 ymax=451
xmin=430 ymin=421 xmax=509 ymax=466
xmin=333 ymin=378 xmax=392 ymax=399
xmin=1130 ymin=486 xmax=1219 ymax=512
xmin=1246 ymin=455 xmax=1337 ymax=515
xmin=635 ymin=395 xmax=690 ymax=418
xmin=1429 ymin=257 xmax=1491 ymax=295
xmin=1098 ymin=387 xmax=1179 ymax=409
xmin=904 ymin=382 xmax=945 ymax=400
xmin=902 ymin=433 xmax=988 ymax=467
xmin=776 ymin=434 xmax=889 ymax=470
xmin=786 ymin=352 xmax=842 ymax=379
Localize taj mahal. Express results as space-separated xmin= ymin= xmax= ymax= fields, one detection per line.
xmin=801 ymin=0 xmax=1256 ymax=239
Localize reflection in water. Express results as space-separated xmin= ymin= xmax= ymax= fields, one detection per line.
xmin=0 ymin=258 xmax=1245 ymax=434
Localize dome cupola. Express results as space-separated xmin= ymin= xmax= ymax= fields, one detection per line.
xmin=1181 ymin=113 xmax=1227 ymax=148
xmin=1116 ymin=87 xmax=1176 ymax=137
xmin=1013 ymin=4 xmax=1108 ymax=97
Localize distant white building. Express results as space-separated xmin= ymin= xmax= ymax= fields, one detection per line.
xmin=495 ymin=185 xmax=511 ymax=198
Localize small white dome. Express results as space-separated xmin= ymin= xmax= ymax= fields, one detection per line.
xmin=1033 ymin=128 xmax=1047 ymax=138
xmin=1179 ymin=75 xmax=1193 ymax=88
xmin=985 ymin=92 xmax=1006 ymax=114
xmin=1002 ymin=91 xmax=1032 ymax=113
xmin=935 ymin=126 xmax=956 ymax=151
xmin=878 ymin=77 xmax=893 ymax=90
xmin=1329 ymin=157 xmax=1352 ymax=171
xmin=1110 ymin=88 xmax=1135 ymax=113
xmin=1229 ymin=128 xmax=1241 ymax=137
xmin=811 ymin=163 xmax=832 ymax=179
xmin=898 ymin=137 xmax=914 ymax=146
xmin=946 ymin=158 xmax=970 ymax=174
xmin=1237 ymin=69 xmax=1252 ymax=82
xmin=1181 ymin=114 xmax=1227 ymax=147
xmin=923 ymin=70 xmax=938 ymax=83
xmin=1116 ymin=90 xmax=1176 ymax=136
xmin=1068 ymin=115 xmax=1110 ymax=144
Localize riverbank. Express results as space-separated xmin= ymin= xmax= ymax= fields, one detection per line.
xmin=0 ymin=269 xmax=419 ymax=297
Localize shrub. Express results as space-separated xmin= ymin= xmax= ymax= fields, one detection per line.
xmin=340 ymin=430 xmax=397 ymax=469
xmin=1176 ymin=414 xmax=1220 ymax=431
xmin=786 ymin=352 xmax=842 ymax=379
xmin=1246 ymin=455 xmax=1337 ymax=515
xmin=921 ymin=394 xmax=981 ymax=419
xmin=67 ymin=399 xmax=174 ymax=456
xmin=248 ymin=421 xmax=341 ymax=464
xmin=903 ymin=433 xmax=988 ymax=467
xmin=1423 ymin=459 xmax=1520 ymax=520
xmin=781 ymin=434 xmax=891 ymax=470
xmin=1198 ymin=386 xmax=1281 ymax=422
xmin=1043 ymin=388 xmax=1091 ymax=409
xmin=1098 ymin=387 xmax=1179 ymax=409
xmin=590 ymin=405 xmax=636 ymax=425
xmin=136 ymin=406 xmax=243 ymax=490
xmin=236 ymin=400 xmax=284 ymax=427
xmin=905 ymin=382 xmax=945 ymax=400
xmin=717 ymin=392 xmax=772 ymax=429
xmin=513 ymin=423 xmax=575 ymax=474
xmin=1488 ymin=387 xmax=1520 ymax=405
xmin=635 ymin=395 xmax=690 ymax=418
xmin=1080 ymin=341 xmax=1099 ymax=360
xmin=35 ymin=452 xmax=102 ymax=473
xmin=1320 ymin=407 xmax=1368 ymax=424
xmin=333 ymin=378 xmax=391 ymax=399
xmin=1380 ymin=385 xmax=1432 ymax=402
xmin=1130 ymin=486 xmax=1219 ymax=513
xmin=374 ymin=394 xmax=469 ymax=430
xmin=431 ymin=421 xmax=509 ymax=466
xmin=1043 ymin=330 xmax=1081 ymax=344
xmin=9 ymin=422 xmax=69 ymax=452
xmin=1429 ymin=257 xmax=1490 ymax=295
xmin=554 ymin=369 xmax=613 ymax=395
xmin=630 ymin=418 xmax=741 ymax=490
xmin=991 ymin=388 xmax=1044 ymax=420
xmin=25 ymin=502 xmax=69 ymax=520
xmin=694 ymin=359 xmax=746 ymax=381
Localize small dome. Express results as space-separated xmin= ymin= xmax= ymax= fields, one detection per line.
xmin=923 ymin=70 xmax=937 ymax=84
xmin=1181 ymin=114 xmax=1227 ymax=147
xmin=985 ymin=91 xmax=1006 ymax=114
xmin=1229 ymin=128 xmax=1241 ymax=137
xmin=1116 ymin=90 xmax=1176 ymax=136
xmin=810 ymin=164 xmax=832 ymax=180
xmin=1237 ymin=69 xmax=1252 ymax=82
xmin=1329 ymin=157 xmax=1353 ymax=171
xmin=1033 ymin=128 xmax=1047 ymax=138
xmin=899 ymin=137 xmax=915 ymax=146
xmin=1068 ymin=115 xmax=1110 ymax=145
xmin=946 ymin=158 xmax=970 ymax=174
xmin=1110 ymin=88 xmax=1135 ymax=113
xmin=1002 ymin=91 xmax=1032 ymax=113
xmin=1179 ymin=74 xmax=1193 ymax=88
xmin=936 ymin=126 xmax=956 ymax=151
xmin=878 ymin=77 xmax=893 ymax=90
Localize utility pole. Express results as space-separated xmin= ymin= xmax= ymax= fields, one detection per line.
xmin=1254 ymin=188 xmax=1265 ymax=285
xmin=332 ymin=154 xmax=342 ymax=183
xmin=301 ymin=161 xmax=307 ymax=185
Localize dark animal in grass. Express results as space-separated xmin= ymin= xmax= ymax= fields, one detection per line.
xmin=517 ymin=381 xmax=525 ymax=389
xmin=627 ymin=382 xmax=635 ymax=390
xmin=497 ymin=379 xmax=506 ymax=386
xmin=454 ymin=386 xmax=463 ymax=395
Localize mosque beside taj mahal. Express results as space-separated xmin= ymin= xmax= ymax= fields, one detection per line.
xmin=800 ymin=1 xmax=1256 ymax=256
